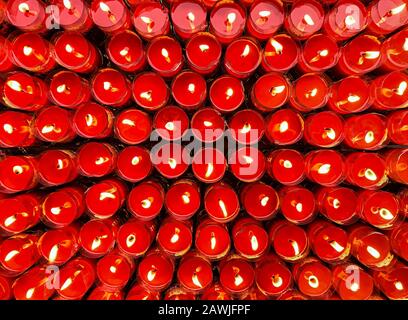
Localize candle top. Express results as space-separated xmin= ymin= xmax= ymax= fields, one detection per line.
xmin=91 ymin=0 xmax=127 ymax=28
xmin=107 ymin=31 xmax=144 ymax=68
xmin=53 ymin=0 xmax=87 ymax=27
xmin=210 ymin=1 xmax=246 ymax=40
xmin=186 ymin=32 xmax=222 ymax=70
xmin=132 ymin=2 xmax=169 ymax=39
xmin=6 ymin=0 xmax=45 ymax=29
xmin=171 ymin=1 xmax=207 ymax=32
xmin=248 ymin=0 xmax=284 ymax=34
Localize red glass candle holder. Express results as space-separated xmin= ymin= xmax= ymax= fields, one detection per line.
xmin=37 ymin=149 xmax=78 ymax=186
xmin=77 ymin=142 xmax=117 ymax=178
xmin=380 ymin=27 xmax=408 ymax=71
xmin=116 ymin=146 xmax=152 ymax=183
xmin=367 ymin=0 xmax=408 ymax=35
xmin=191 ymin=108 xmax=225 ymax=143
xmin=305 ymin=150 xmax=346 ymax=187
xmin=262 ymin=34 xmax=300 ymax=72
xmin=370 ymin=71 xmax=408 ymax=110
xmin=96 ymin=251 xmax=134 ymax=290
xmin=279 ymin=186 xmax=316 ymax=225
xmin=265 ymin=108 xmax=304 ymax=145
xmin=6 ymin=0 xmax=47 ymax=32
xmin=132 ymin=2 xmax=170 ymax=40
xmin=388 ymin=110 xmax=408 ymax=145
xmin=228 ymin=109 xmax=265 ymax=145
xmin=117 ymin=219 xmax=155 ymax=258
xmin=51 ymin=0 xmax=93 ymax=32
xmin=153 ymin=105 xmax=189 ymax=141
xmin=90 ymin=0 xmax=131 ymax=33
xmin=219 ymin=256 xmax=255 ymax=296
xmin=0 ymin=36 xmax=14 ymax=72
xmin=165 ymin=179 xmax=200 ymax=220
xmin=266 ymin=149 xmax=305 ymax=186
xmin=0 ymin=156 xmax=38 ymax=194
xmin=186 ymin=32 xmax=222 ymax=75
xmin=209 ymin=75 xmax=245 ymax=113
xmin=229 ymin=146 xmax=266 ymax=182
xmin=115 ymin=108 xmax=151 ymax=144
xmin=12 ymin=265 xmax=55 ymax=300
xmin=240 ymin=182 xmax=279 ymax=221
xmin=192 ymin=147 xmax=227 ymax=183
xmin=195 ymin=218 xmax=230 ymax=260
xmin=390 ymin=223 xmax=408 ymax=261
xmin=0 ymin=111 xmax=35 ymax=148
xmin=177 ymin=252 xmax=213 ymax=293
xmin=151 ymin=143 xmax=190 ymax=179
xmin=171 ymin=71 xmax=207 ymax=110
xmin=373 ymin=265 xmax=408 ymax=300
xmin=126 ymin=283 xmax=160 ymax=300
xmin=246 ymin=0 xmax=284 ymax=40
xmin=232 ymin=218 xmax=269 ymax=259
xmin=157 ymin=218 xmax=193 ymax=257
xmin=345 ymin=152 xmax=388 ymax=190
xmin=204 ymin=181 xmax=240 ymax=223
xmin=132 ymin=72 xmax=169 ymax=111
xmin=304 ymin=111 xmax=344 ymax=148
xmin=170 ymin=0 xmax=207 ymax=40
xmin=127 ymin=180 xmax=164 ymax=221
xmin=73 ymin=102 xmax=113 ymax=139
xmin=284 ymin=0 xmax=324 ymax=40
xmin=209 ymin=1 xmax=246 ymax=44
xmin=147 ymin=36 xmax=183 ymax=78
xmin=224 ymin=37 xmax=261 ymax=78
xmin=385 ymin=148 xmax=408 ymax=184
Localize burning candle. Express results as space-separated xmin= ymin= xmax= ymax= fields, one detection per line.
xmin=204 ymin=182 xmax=240 ymax=223
xmin=171 ymin=0 xmax=207 ymax=39
xmin=229 ymin=109 xmax=265 ymax=145
xmin=147 ymin=36 xmax=184 ymax=78
xmin=177 ymin=253 xmax=213 ymax=293
xmin=367 ymin=0 xmax=408 ymax=35
xmin=116 ymin=146 xmax=152 ymax=183
xmin=266 ymin=149 xmax=305 ymax=186
xmin=232 ymin=218 xmax=269 ymax=259
xmin=126 ymin=283 xmax=160 ymax=300
xmin=370 ymin=71 xmax=408 ymax=110
xmin=50 ymin=0 xmax=93 ymax=32
xmin=209 ymin=1 xmax=246 ymax=44
xmin=157 ymin=218 xmax=193 ymax=257
xmin=191 ymin=108 xmax=225 ymax=143
xmin=201 ymin=283 xmax=232 ymax=300
xmin=107 ymin=30 xmax=146 ymax=72
xmin=385 ymin=148 xmax=408 ymax=184
xmin=192 ymin=147 xmax=227 ymax=183
xmin=209 ymin=75 xmax=245 ymax=113
xmin=165 ymin=179 xmax=201 ymax=221
xmin=0 ymin=156 xmax=38 ymax=194
xmin=195 ymin=218 xmax=231 ymax=260
xmin=305 ymin=150 xmax=346 ymax=187
xmin=77 ymin=142 xmax=117 ymax=178
xmin=344 ymin=113 xmax=389 ymax=150
xmin=374 ymin=265 xmax=408 ymax=300
xmin=151 ymin=143 xmax=190 ymax=179
xmin=186 ymin=32 xmax=222 ymax=75
xmin=284 ymin=0 xmax=324 ymax=40
xmin=0 ymin=111 xmax=35 ymax=148
xmin=390 ymin=223 xmax=408 ymax=261
xmin=132 ymin=2 xmax=170 ymax=40
xmin=88 ymin=287 xmax=124 ymax=300
xmin=6 ymin=0 xmax=46 ymax=32
xmin=37 ymin=149 xmax=78 ymax=186
xmin=279 ymin=186 xmax=316 ymax=225
xmin=171 ymin=71 xmax=207 ymax=110
xmin=153 ymin=105 xmax=189 ymax=141
xmin=224 ymin=37 xmax=261 ymax=78
xmin=265 ymin=108 xmax=304 ymax=145
xmin=228 ymin=146 xmax=266 ymax=182
xmin=246 ymin=0 xmax=284 ymax=40
xmin=304 ymin=111 xmax=344 ymax=148
xmin=262 ymin=34 xmax=300 ymax=72
xmin=115 ymin=109 xmax=152 ymax=145
xmin=96 ymin=251 xmax=134 ymax=289
xmin=117 ymin=219 xmax=155 ymax=257
xmin=12 ymin=265 xmax=55 ymax=300
xmin=127 ymin=180 xmax=164 ymax=221
xmin=0 ymin=36 xmax=14 ymax=72
xmin=388 ymin=110 xmax=408 ymax=145
xmin=219 ymin=256 xmax=255 ymax=295
xmin=132 ymin=72 xmax=169 ymax=111
xmin=73 ymin=102 xmax=113 ymax=139
xmin=90 ymin=0 xmax=131 ymax=33
xmin=380 ymin=27 xmax=408 ymax=71
xmin=240 ymin=182 xmax=279 ymax=221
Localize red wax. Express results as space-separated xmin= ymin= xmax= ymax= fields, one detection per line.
xmin=304 ymin=111 xmax=344 ymax=148
xmin=370 ymin=71 xmax=408 ymax=110
xmin=192 ymin=147 xmax=227 ymax=183
xmin=204 ymin=182 xmax=240 ymax=223
xmin=127 ymin=180 xmax=164 ymax=221
xmin=37 ymin=149 xmax=77 ymax=186
xmin=147 ymin=36 xmax=183 ymax=78
xmin=90 ymin=0 xmax=131 ymax=33
xmin=177 ymin=253 xmax=213 ymax=292
xmin=380 ymin=28 xmax=408 ymax=71
xmin=299 ymin=34 xmax=339 ymax=72
xmin=219 ymin=257 xmax=255 ymax=295
xmin=195 ymin=219 xmax=231 ymax=260
xmin=117 ymin=220 xmax=154 ymax=257
xmin=209 ymin=75 xmax=245 ymax=113
xmin=0 ymin=111 xmax=35 ymax=148
xmin=116 ymin=146 xmax=152 ymax=183
xmin=165 ymin=179 xmax=201 ymax=220
xmin=246 ymin=0 xmax=284 ymax=40
xmin=151 ymin=143 xmax=190 ymax=179
xmin=224 ymin=37 xmax=261 ymax=78
xmin=0 ymin=156 xmax=38 ymax=194
xmin=132 ymin=72 xmax=169 ymax=111
xmin=262 ymin=34 xmax=300 ymax=72
xmin=132 ymin=2 xmax=170 ymax=40
xmin=0 ymin=36 xmax=14 ymax=72
xmin=12 ymin=265 xmax=55 ymax=300
xmin=265 ymin=108 xmax=304 ymax=145
xmin=171 ymin=0 xmax=207 ymax=39
xmin=191 ymin=108 xmax=225 ymax=143
xmin=88 ymin=287 xmax=124 ymax=300
xmin=186 ymin=32 xmax=222 ymax=75
xmin=73 ymin=102 xmax=113 ymax=139
xmin=305 ymin=150 xmax=346 ymax=187
xmin=232 ymin=218 xmax=269 ymax=259
xmin=385 ymin=148 xmax=408 ymax=184
xmin=157 ymin=218 xmax=193 ymax=256
xmin=229 ymin=109 xmax=265 ymax=145
xmin=6 ymin=0 xmax=46 ymax=32
xmin=171 ymin=71 xmax=207 ymax=110
xmin=266 ymin=149 xmax=305 ymax=186
xmin=153 ymin=106 xmax=189 ymax=141
xmin=51 ymin=0 xmax=93 ymax=32
xmin=240 ymin=182 xmax=279 ymax=221
xmin=126 ymin=284 xmax=160 ymax=300
xmin=107 ymin=30 xmax=146 ymax=72
xmin=201 ymin=283 xmax=232 ymax=300
xmin=367 ymin=0 xmax=408 ymax=35
xmin=77 ymin=142 xmax=117 ymax=178
xmin=280 ymin=186 xmax=316 ymax=225
xmin=97 ymin=252 xmax=134 ymax=289
xmin=115 ymin=109 xmax=151 ymax=144
xmin=228 ymin=146 xmax=266 ymax=182
xmin=138 ymin=249 xmax=174 ymax=291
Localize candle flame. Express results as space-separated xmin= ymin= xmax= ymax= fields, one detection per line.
xmin=188 ymin=83 xmax=195 ymax=94
xmin=140 ymin=91 xmax=152 ymax=102
xmin=372 ymin=207 xmax=395 ymax=220
xmin=270 ymin=39 xmax=283 ymax=55
xmin=241 ymin=45 xmax=250 ymax=58
xmin=364 ymin=131 xmax=375 ymax=144
xmin=329 ymin=239 xmax=345 ymax=253
xmin=170 ymin=227 xmax=180 ymax=243
xmin=4 ymin=215 xmax=17 ymax=227
xmin=279 ymin=121 xmax=289 ymax=133
xmin=63 ymin=0 xmax=72 ymax=10
xmin=350 ymin=282 xmax=360 ymax=292
xmin=23 ymin=46 xmax=33 ymax=56
xmin=241 ymin=123 xmax=251 ymax=134
xmin=303 ymin=14 xmax=315 ymax=26
xmin=99 ymin=190 xmax=116 ymax=201
xmin=18 ymin=3 xmax=30 ymax=13
xmin=141 ymin=197 xmax=153 ymax=209
xmin=48 ymin=244 xmax=59 ymax=263
xmin=308 ymin=275 xmax=319 ymax=289
xmin=41 ymin=125 xmax=61 ymax=134
xmin=295 ymin=202 xmax=303 ymax=213
xmin=272 ymin=275 xmax=283 ymax=287
xmin=270 ymin=85 xmax=286 ymax=96
xmin=205 ymin=163 xmax=214 ymax=178
xmin=233 ymin=267 xmax=243 ymax=286
xmin=395 ymin=281 xmax=404 ymax=291
xmin=4 ymin=250 xmax=19 ymax=262
xmin=147 ymin=267 xmax=157 ymax=282
xmin=12 ymin=165 xmax=24 ymax=175
xmin=99 ymin=2 xmax=111 ymax=13
xmin=391 ymin=4 xmax=406 ymax=15
xmin=210 ymin=232 xmax=216 ymax=250
xmin=403 ymin=38 xmax=408 ymax=51
xmin=358 ymin=51 xmax=380 ymax=64
xmin=226 ymin=13 xmax=236 ymax=32
xmin=119 ymin=47 xmax=131 ymax=62
xmin=199 ymin=44 xmax=209 ymax=52
xmin=396 ymin=81 xmax=407 ymax=95
xmin=103 ymin=81 xmax=119 ymax=92
xmin=95 ymin=157 xmax=109 ymax=165
xmin=317 ymin=163 xmax=331 ymax=175
xmin=25 ymin=288 xmax=35 ymax=299
xmin=225 ymin=88 xmax=234 ymax=99
xmin=165 ymin=122 xmax=175 ymax=131
xmin=168 ymin=158 xmax=177 ymax=169
xmin=366 ymin=245 xmax=381 ymax=259
xmin=7 ymin=80 xmax=33 ymax=94
xmin=65 ymin=44 xmax=73 ymax=53
xmin=85 ymin=114 xmax=96 ymax=127
xmin=260 ymin=196 xmax=269 ymax=207
xmin=203 ymin=121 xmax=213 ymax=127
xmin=290 ymin=240 xmax=300 ymax=256
xmin=345 ymin=15 xmax=356 ymax=27
xmin=219 ymin=199 xmax=228 ymax=217
xmin=309 ymin=50 xmax=329 ymax=63
xmin=281 ymin=159 xmax=293 ymax=168
xmin=324 ymin=128 xmax=336 ymax=140
xmin=110 ymin=266 xmax=117 ymax=273
xmin=60 ymin=277 xmax=73 ymax=291
xmin=141 ymin=16 xmax=153 ymax=33
xmin=358 ymin=168 xmax=378 ymax=181
xmin=192 ymin=269 xmax=203 ymax=288
xmin=161 ymin=48 xmax=171 ymax=63
xmin=305 ymin=88 xmax=318 ymax=98
xmin=243 ymin=155 xmax=254 ymax=164
xmin=91 ymin=235 xmax=107 ymax=251
xmin=56 ymin=84 xmax=69 ymax=94
xmin=182 ymin=192 xmax=190 ymax=204
xmin=187 ymin=12 xmax=195 ymax=30
xmin=131 ymin=156 xmax=140 ymax=166
xmin=250 ymin=233 xmax=259 ymax=251
xmin=348 ymin=95 xmax=361 ymax=103
xmin=126 ymin=234 xmax=136 ymax=247
xmin=51 ymin=207 xmax=61 ymax=215
xmin=3 ymin=124 xmax=13 ymax=134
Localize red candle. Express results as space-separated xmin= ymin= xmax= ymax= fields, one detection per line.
xmin=289 ymin=73 xmax=330 ymax=112
xmin=10 ymin=33 xmax=55 ymax=73
xmin=90 ymin=0 xmax=131 ymax=33
xmin=41 ymin=186 xmax=85 ymax=228
xmin=265 ymin=108 xmax=304 ymax=145
xmin=6 ymin=0 xmax=46 ymax=32
xmin=305 ymin=150 xmax=346 ymax=187
xmin=279 ymin=186 xmax=316 ymax=225
xmin=73 ymin=102 xmax=113 ymax=139
xmin=251 ymin=72 xmax=290 ymax=112
xmin=191 ymin=108 xmax=225 ymax=143
xmin=170 ymin=0 xmax=207 ymax=39
xmin=132 ymin=72 xmax=169 ymax=111
xmin=37 ymin=149 xmax=77 ymax=186
xmin=192 ymin=147 xmax=227 ymax=183
xmin=232 ymin=218 xmax=269 ymax=259
xmin=385 ymin=148 xmax=408 ymax=184
xmin=138 ymin=249 xmax=174 ymax=292
xmin=79 ymin=218 xmax=118 ymax=258
xmin=127 ymin=180 xmax=164 ymax=221
xmin=284 ymin=0 xmax=324 ymax=40
xmin=50 ymin=0 xmax=93 ymax=32
xmin=240 ymin=182 xmax=279 ymax=221
xmin=0 ymin=36 xmax=14 ymax=72
xmin=186 ymin=32 xmax=222 ymax=75
xmin=229 ymin=146 xmax=266 ymax=182
xmin=210 ymin=75 xmax=245 ymax=113
xmin=132 ymin=2 xmax=170 ymax=40
xmin=370 ymin=71 xmax=408 ymax=110
xmin=345 ymin=152 xmax=388 ymax=190
xmin=390 ymin=223 xmax=408 ymax=261
xmin=12 ymin=265 xmax=55 ymax=300
xmin=171 ymin=71 xmax=207 ymax=110
xmin=204 ymin=182 xmax=240 ymax=223
xmin=304 ymin=111 xmax=344 ymax=148
xmin=316 ymin=187 xmax=359 ymax=225
xmin=266 ymin=149 xmax=305 ymax=186
xmin=229 ymin=109 xmax=265 ymax=145
xmin=77 ymin=142 xmax=117 ymax=178
xmin=157 ymin=218 xmax=193 ymax=257
xmin=96 ymin=251 xmax=134 ymax=289
xmin=126 ymin=283 xmax=160 ymax=300
xmin=0 ymin=111 xmax=35 ymax=148
xmin=0 ymin=156 xmax=38 ymax=194
xmin=52 ymin=32 xmax=100 ymax=73
xmin=49 ymin=71 xmax=91 ymax=109
xmin=2 ymin=72 xmax=48 ymax=111
xmin=246 ymin=0 xmax=284 ymax=40
xmin=224 ymin=37 xmax=261 ymax=78
xmin=165 ymin=179 xmax=201 ymax=220
xmin=298 ymin=34 xmax=339 ymax=73
xmin=177 ymin=253 xmax=213 ymax=293
xmin=219 ymin=256 xmax=255 ymax=295
xmin=374 ymin=265 xmax=408 ymax=300
xmin=323 ymin=0 xmax=368 ymax=41
xmin=106 ymin=30 xmax=146 ymax=72
xmin=147 ymin=36 xmax=183 ymax=78
xmin=151 ymin=143 xmax=190 ymax=179
xmin=201 ymin=283 xmax=232 ymax=300
xmin=344 ymin=113 xmax=388 ymax=150
xmin=262 ymin=34 xmax=300 ymax=72
xmin=367 ymin=0 xmax=408 ymax=35
xmin=88 ymin=287 xmax=124 ymax=300
xmin=153 ymin=105 xmax=189 ymax=141
xmin=388 ymin=110 xmax=408 ymax=144
xmin=209 ymin=1 xmax=246 ymax=44
xmin=116 ymin=146 xmax=152 ymax=183
xmin=195 ymin=218 xmax=231 ymax=260
xmin=38 ymin=225 xmax=79 ymax=265
xmin=380 ymin=27 xmax=408 ymax=71
xmin=115 ymin=109 xmax=151 ymax=145
xmin=117 ymin=219 xmax=155 ymax=257
xmin=164 ymin=286 xmax=196 ymax=300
